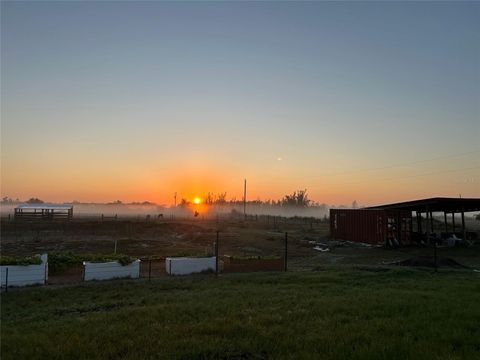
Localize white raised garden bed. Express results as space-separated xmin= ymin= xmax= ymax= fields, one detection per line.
xmin=1 ymin=254 xmax=48 ymax=287
xmin=83 ymin=259 xmax=140 ymax=281
xmin=165 ymin=257 xmax=216 ymax=275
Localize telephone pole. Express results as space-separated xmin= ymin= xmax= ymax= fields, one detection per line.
xmin=174 ymin=192 xmax=177 ymax=207
xmin=243 ymin=179 xmax=247 ymax=220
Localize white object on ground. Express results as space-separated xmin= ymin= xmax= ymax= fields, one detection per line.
xmin=165 ymin=257 xmax=216 ymax=275
xmin=313 ymin=246 xmax=330 ymax=252
xmin=0 ymin=254 xmax=48 ymax=287
xmin=83 ymin=259 xmax=140 ymax=281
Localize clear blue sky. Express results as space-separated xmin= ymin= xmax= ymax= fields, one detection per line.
xmin=2 ymin=1 xmax=479 ymax=204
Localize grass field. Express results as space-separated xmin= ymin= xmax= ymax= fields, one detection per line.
xmin=2 ymin=268 xmax=480 ymax=359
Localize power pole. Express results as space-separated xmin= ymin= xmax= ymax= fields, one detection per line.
xmin=174 ymin=192 xmax=177 ymax=207
xmin=215 ymin=231 xmax=219 ymax=276
xmin=243 ymin=179 xmax=247 ymax=220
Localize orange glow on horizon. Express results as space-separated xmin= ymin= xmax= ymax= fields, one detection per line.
xmin=193 ymin=197 xmax=201 ymax=205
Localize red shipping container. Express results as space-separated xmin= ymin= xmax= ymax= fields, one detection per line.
xmin=330 ymin=209 xmax=412 ymax=246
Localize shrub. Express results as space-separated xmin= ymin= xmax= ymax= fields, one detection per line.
xmin=49 ymin=252 xmax=136 ymax=275
xmin=0 ymin=255 xmax=42 ymax=266
xmin=48 ymin=252 xmax=82 ymax=274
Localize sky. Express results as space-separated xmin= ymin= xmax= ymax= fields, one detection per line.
xmin=1 ymin=1 xmax=479 ymax=206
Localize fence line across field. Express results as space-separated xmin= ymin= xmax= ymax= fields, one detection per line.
xmin=1 ymin=232 xmax=289 ymax=290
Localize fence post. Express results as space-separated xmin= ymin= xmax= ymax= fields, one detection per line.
xmin=148 ymin=259 xmax=152 ymax=281
xmin=114 ymin=239 xmax=117 ymax=254
xmin=44 ymin=262 xmax=48 ymax=285
xmin=284 ymin=232 xmax=288 ymax=272
xmin=215 ymin=231 xmax=219 ymax=276
xmin=5 ymin=267 xmax=8 ymax=292
xmin=434 ymin=240 xmax=438 ymax=272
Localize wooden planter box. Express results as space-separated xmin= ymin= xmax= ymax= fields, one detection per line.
xmin=165 ymin=257 xmax=216 ymax=275
xmin=83 ymin=259 xmax=140 ymax=281
xmin=223 ymin=256 xmax=284 ymax=273
xmin=0 ymin=254 xmax=48 ymax=287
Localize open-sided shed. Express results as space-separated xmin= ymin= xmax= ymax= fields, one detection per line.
xmin=14 ymin=204 xmax=73 ymax=220
xmin=331 ymin=197 xmax=480 ymax=246
xmin=366 ymin=197 xmax=480 ymax=242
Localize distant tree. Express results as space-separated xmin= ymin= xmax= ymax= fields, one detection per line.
xmin=127 ymin=201 xmax=156 ymax=205
xmin=205 ymin=193 xmax=214 ymax=205
xmin=179 ymin=198 xmax=190 ymax=207
xmin=352 ymin=200 xmax=358 ymax=209
xmin=228 ymin=197 xmax=239 ymax=205
xmin=26 ymin=198 xmax=44 ymax=204
xmin=215 ymin=192 xmax=227 ymax=205
xmin=282 ymin=189 xmax=310 ymax=207
xmin=249 ymin=198 xmax=262 ymax=205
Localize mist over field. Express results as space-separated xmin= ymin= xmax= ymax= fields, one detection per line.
xmin=0 ymin=202 xmax=331 ymax=219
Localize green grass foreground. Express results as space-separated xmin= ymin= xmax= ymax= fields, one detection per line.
xmin=2 ymin=269 xmax=480 ymax=359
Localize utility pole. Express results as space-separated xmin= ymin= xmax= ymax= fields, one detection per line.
xmin=174 ymin=192 xmax=177 ymax=207
xmin=243 ymin=179 xmax=247 ymax=220
xmin=215 ymin=231 xmax=219 ymax=276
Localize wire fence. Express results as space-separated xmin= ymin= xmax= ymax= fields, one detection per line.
xmin=1 ymin=231 xmax=291 ymax=290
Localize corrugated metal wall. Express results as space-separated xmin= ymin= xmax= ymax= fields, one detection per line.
xmin=330 ymin=209 xmax=412 ymax=245
xmin=165 ymin=257 xmax=216 ymax=275
xmin=83 ymin=260 xmax=140 ymax=281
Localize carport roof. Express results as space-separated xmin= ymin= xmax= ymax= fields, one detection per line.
xmin=365 ymin=197 xmax=480 ymax=213
xmin=16 ymin=204 xmax=73 ymax=210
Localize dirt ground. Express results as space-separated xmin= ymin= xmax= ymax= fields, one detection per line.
xmin=2 ymin=217 xmax=480 ymax=274
xmin=0 ymin=217 xmax=319 ymax=258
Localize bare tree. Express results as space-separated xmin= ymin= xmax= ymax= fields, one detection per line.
xmin=215 ymin=192 xmax=227 ymax=205
xmin=179 ymin=198 xmax=190 ymax=207
xmin=282 ymin=189 xmax=310 ymax=207
xmin=205 ymin=193 xmax=214 ymax=205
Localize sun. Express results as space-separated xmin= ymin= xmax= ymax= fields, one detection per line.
xmin=193 ymin=197 xmax=202 ymax=205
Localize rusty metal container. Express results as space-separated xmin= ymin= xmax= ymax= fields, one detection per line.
xmin=330 ymin=209 xmax=412 ymax=246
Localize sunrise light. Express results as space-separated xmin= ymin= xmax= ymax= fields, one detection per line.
xmin=193 ymin=197 xmax=202 ymax=205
